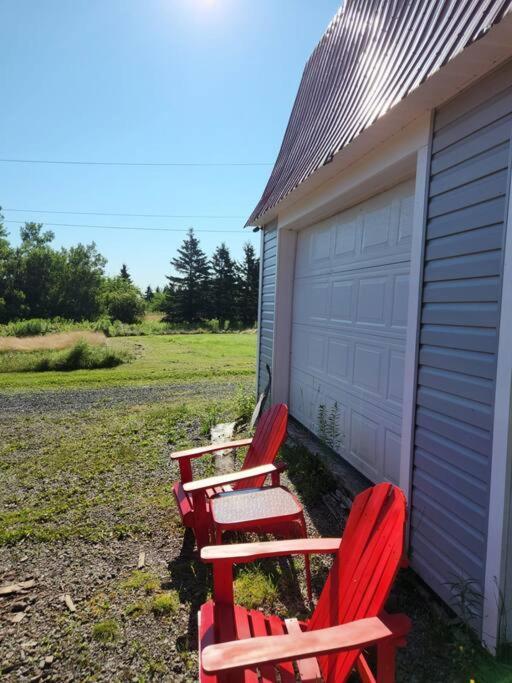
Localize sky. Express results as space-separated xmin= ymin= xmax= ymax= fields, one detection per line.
xmin=1 ymin=0 xmax=341 ymax=289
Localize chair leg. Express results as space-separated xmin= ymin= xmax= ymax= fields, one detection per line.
xmin=192 ymin=491 xmax=211 ymax=550
xmin=299 ymin=513 xmax=312 ymax=602
xmin=376 ymin=640 xmax=397 ymax=683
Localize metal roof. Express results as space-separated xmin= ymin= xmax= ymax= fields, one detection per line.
xmin=248 ymin=0 xmax=512 ymax=225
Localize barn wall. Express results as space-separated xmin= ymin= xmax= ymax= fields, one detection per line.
xmin=410 ymin=61 xmax=512 ymax=628
xmin=257 ymin=221 xmax=277 ymax=395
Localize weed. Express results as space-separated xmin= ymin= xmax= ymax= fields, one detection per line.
xmin=92 ymin=619 xmax=120 ymax=643
xmin=317 ymin=401 xmax=342 ymax=451
xmin=125 ymin=602 xmax=146 ymax=618
xmin=149 ymin=591 xmax=180 ymax=615
xmin=446 ymin=573 xmax=484 ymax=630
xmin=121 ymin=571 xmax=160 ymax=594
xmin=200 ymin=402 xmax=222 ymax=436
xmin=234 ymin=568 xmax=278 ymax=609
xmin=233 ymin=384 xmax=256 ymax=425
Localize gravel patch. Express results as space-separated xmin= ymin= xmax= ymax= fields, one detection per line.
xmin=0 ymin=382 xmax=239 ymax=416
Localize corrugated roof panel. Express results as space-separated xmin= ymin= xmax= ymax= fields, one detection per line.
xmin=248 ymin=0 xmax=512 ymax=225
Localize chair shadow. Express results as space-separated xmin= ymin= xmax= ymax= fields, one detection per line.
xmin=165 ymin=528 xmax=209 ymax=651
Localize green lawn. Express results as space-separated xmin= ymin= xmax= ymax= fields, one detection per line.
xmin=0 ymin=333 xmax=257 ymax=391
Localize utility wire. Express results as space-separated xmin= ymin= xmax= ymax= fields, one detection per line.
xmin=3 ymin=208 xmax=245 ymax=219
xmin=4 ymin=219 xmax=242 ymax=234
xmin=0 ymin=157 xmax=272 ymax=167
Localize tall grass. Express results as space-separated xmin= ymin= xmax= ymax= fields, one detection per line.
xmin=0 ymin=331 xmax=105 ymax=353
xmin=0 ymin=316 xmax=256 ymax=339
xmin=0 ymin=340 xmax=128 ymax=373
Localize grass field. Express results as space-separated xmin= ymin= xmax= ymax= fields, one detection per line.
xmin=0 ymin=333 xmax=257 ymax=390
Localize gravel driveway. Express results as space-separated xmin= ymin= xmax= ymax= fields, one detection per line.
xmin=0 ymin=382 xmax=240 ymax=416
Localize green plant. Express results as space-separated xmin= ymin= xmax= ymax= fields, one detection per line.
xmin=0 ymin=341 xmax=128 ymax=373
xmin=233 ymin=385 xmax=256 ymax=425
xmin=234 ymin=568 xmax=278 ymax=609
xmin=149 ymin=591 xmax=180 ymax=615
xmin=92 ymin=619 xmax=120 ymax=642
xmin=200 ymin=403 xmax=222 ymax=436
xmin=204 ymin=318 xmax=221 ymax=333
xmin=446 ymin=573 xmax=484 ymax=630
xmin=121 ymin=570 xmax=160 ymax=594
xmin=125 ymin=601 xmax=146 ymax=618
xmin=317 ymin=401 xmax=342 ymax=451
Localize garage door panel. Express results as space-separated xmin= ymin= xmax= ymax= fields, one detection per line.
xmin=291 ymin=326 xmax=405 ymax=418
xmin=290 ymin=180 xmax=414 ymax=484
xmin=327 ymin=338 xmax=351 ymax=382
xmin=391 ymin=274 xmax=410 ymax=328
xmin=356 ymin=276 xmax=388 ymax=326
xmin=295 ymin=180 xmax=414 ymax=279
xmin=349 ymin=410 xmax=380 ymax=480
xmin=388 ymin=350 xmax=406 ymax=408
xmin=353 ymin=343 xmax=385 ymax=395
xmin=294 ymin=264 xmax=410 ymax=335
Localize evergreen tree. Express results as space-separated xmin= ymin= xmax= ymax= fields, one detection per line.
xmin=120 ymin=263 xmax=132 ymax=282
xmin=144 ymin=285 xmax=154 ymax=302
xmin=162 ymin=229 xmax=210 ymax=322
xmin=210 ymin=243 xmax=237 ymax=326
xmin=236 ymin=241 xmax=260 ymax=326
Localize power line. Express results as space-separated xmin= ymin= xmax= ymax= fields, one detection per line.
xmin=3 ymin=207 xmax=245 ymax=219
xmin=0 ymin=157 xmax=272 ymax=168
xmin=4 ymin=219 xmax=242 ymax=234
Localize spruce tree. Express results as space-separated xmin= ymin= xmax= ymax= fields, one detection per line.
xmin=144 ymin=285 xmax=154 ymax=302
xmin=120 ymin=263 xmax=131 ymax=282
xmin=163 ymin=229 xmax=210 ymax=322
xmin=237 ymin=242 xmax=260 ymax=327
xmin=211 ymin=242 xmax=237 ymax=326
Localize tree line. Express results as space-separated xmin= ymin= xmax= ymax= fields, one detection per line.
xmin=0 ymin=211 xmax=259 ymax=327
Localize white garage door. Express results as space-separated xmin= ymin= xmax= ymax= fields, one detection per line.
xmin=290 ymin=180 xmax=414 ymax=484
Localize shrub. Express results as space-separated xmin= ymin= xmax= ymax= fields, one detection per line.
xmin=1 ymin=318 xmax=53 ymax=337
xmin=204 ymin=318 xmax=220 ymax=333
xmin=104 ymin=290 xmax=145 ymax=324
xmin=0 ymin=341 xmax=128 ymax=373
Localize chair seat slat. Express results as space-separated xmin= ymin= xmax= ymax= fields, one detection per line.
xmin=285 ymin=618 xmax=322 ymax=682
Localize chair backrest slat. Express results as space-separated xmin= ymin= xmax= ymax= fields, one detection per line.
xmin=309 ymin=483 xmax=406 ymax=682
xmin=235 ymin=403 xmax=288 ymax=490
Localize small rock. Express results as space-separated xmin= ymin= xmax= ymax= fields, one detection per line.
xmin=6 ymin=612 xmax=26 ymax=623
xmin=45 ymin=656 xmax=54 ymax=665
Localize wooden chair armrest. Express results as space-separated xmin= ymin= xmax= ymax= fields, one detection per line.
xmin=202 ymin=617 xmax=396 ymax=673
xmin=170 ymin=438 xmax=253 ymax=461
xmin=201 ymin=537 xmax=341 ymax=564
xmin=183 ymin=464 xmax=277 ymax=493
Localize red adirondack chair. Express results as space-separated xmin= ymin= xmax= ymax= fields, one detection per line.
xmin=198 ymin=482 xmax=411 ymax=683
xmin=171 ymin=403 xmax=288 ymax=548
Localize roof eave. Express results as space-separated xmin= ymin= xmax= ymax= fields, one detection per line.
xmin=246 ymin=12 xmax=512 ymax=229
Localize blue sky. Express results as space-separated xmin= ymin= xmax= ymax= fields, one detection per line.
xmin=1 ymin=0 xmax=340 ymax=288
